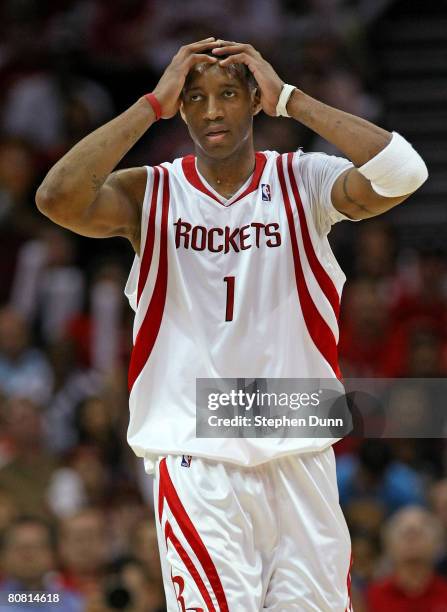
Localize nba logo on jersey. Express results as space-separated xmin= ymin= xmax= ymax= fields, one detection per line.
xmin=261 ymin=183 xmax=271 ymax=201
xmin=181 ymin=455 xmax=192 ymax=468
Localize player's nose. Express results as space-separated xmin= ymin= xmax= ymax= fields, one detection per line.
xmin=203 ymin=95 xmax=224 ymax=120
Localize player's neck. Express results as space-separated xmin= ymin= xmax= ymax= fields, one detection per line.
xmin=196 ymin=141 xmax=256 ymax=198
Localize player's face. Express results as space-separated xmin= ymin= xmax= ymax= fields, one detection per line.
xmin=180 ymin=64 xmax=260 ymax=159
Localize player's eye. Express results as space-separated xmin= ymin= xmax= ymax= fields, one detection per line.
xmin=189 ymin=94 xmax=202 ymax=101
xmin=223 ymin=90 xmax=236 ymax=98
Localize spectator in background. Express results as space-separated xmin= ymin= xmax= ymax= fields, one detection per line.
xmin=130 ymin=519 xmax=164 ymax=588
xmin=129 ymin=520 xmax=166 ymax=612
xmin=403 ymin=327 xmax=446 ymax=377
xmin=337 ymin=440 xmax=426 ymax=517
xmin=430 ymin=479 xmax=447 ymax=577
xmin=88 ymin=0 xmax=154 ymax=67
xmin=67 ymin=261 xmax=127 ymax=372
xmin=381 ymin=248 xmax=447 ymax=376
xmin=0 ymin=397 xmax=56 ymax=518
xmin=0 ymin=137 xmax=41 ymax=303
xmin=43 ymin=338 xmax=102 ymax=454
xmin=66 ymin=446 xmax=110 ymax=508
xmin=0 ymin=488 xmax=17 ymax=537
xmin=338 ymin=279 xmax=393 ymax=376
xmin=367 ymin=506 xmax=447 ymax=611
xmin=75 ymin=396 xmax=123 ymax=471
xmin=0 ymin=136 xmax=39 ymax=230
xmin=1 ymin=49 xmax=114 ymax=157
xmin=107 ymin=493 xmax=146 ymax=560
xmin=102 ymin=556 xmax=166 ymax=612
xmin=350 ymin=531 xmax=381 ymax=611
xmin=46 ymin=464 xmax=87 ymax=521
xmin=0 ymin=516 xmax=83 ymax=611
xmin=10 ymin=227 xmax=84 ymax=345
xmin=0 ymin=306 xmax=53 ymax=405
xmin=57 ymin=507 xmax=109 ymax=599
xmin=390 ymin=248 xmax=447 ymax=332
xmin=353 ymin=221 xmax=396 ymax=282
xmin=382 ymin=323 xmax=447 ymax=378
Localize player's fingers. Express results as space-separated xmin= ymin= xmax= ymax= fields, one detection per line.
xmin=214 ymin=39 xmax=240 ymax=46
xmin=188 ymin=53 xmax=219 ymax=66
xmin=212 ymin=40 xmax=252 ymax=52
xmin=213 ymin=45 xmax=256 ymax=59
xmin=218 ymin=53 xmax=249 ymax=66
xmin=182 ymin=38 xmax=218 ymax=51
xmin=185 ymin=37 xmax=214 ymax=44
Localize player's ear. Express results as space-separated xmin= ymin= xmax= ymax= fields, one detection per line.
xmin=179 ymin=99 xmax=187 ymax=123
xmin=251 ymin=87 xmax=262 ymax=116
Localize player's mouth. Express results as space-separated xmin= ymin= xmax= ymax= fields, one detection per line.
xmin=205 ymin=129 xmax=230 ymax=142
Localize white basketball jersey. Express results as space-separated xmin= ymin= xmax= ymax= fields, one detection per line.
xmin=124 ymin=150 xmax=353 ymax=472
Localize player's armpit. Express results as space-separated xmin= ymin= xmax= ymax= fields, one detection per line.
xmin=331 ymin=167 xmax=411 ymax=220
xmin=39 ymin=167 xmax=147 ymax=254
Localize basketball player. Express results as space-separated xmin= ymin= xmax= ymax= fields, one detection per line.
xmin=36 ymin=38 xmax=428 ymax=611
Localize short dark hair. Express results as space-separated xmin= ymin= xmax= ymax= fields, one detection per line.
xmin=182 ymin=52 xmax=258 ymax=97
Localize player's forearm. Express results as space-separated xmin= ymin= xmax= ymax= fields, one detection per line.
xmin=288 ymin=89 xmax=391 ymax=166
xmin=36 ymin=97 xmax=155 ymax=215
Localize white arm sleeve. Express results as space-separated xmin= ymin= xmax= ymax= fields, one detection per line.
xmin=292 ymin=151 xmax=357 ymax=235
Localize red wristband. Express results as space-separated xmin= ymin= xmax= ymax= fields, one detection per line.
xmin=144 ymin=93 xmax=162 ymax=120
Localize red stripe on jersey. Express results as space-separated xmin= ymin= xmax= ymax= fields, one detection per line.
xmin=164 ymin=522 xmax=216 ymax=612
xmin=276 ymin=155 xmax=341 ymax=379
xmin=286 ymin=152 xmax=341 ymax=320
xmin=182 ymin=156 xmax=220 ymax=203
xmin=235 ymin=152 xmax=267 ymax=203
xmin=128 ymin=166 xmax=170 ymax=392
xmin=158 ymin=458 xmax=229 ymax=612
xmin=137 ymin=167 xmax=160 ymax=305
xmin=181 ymin=152 xmax=267 ymax=207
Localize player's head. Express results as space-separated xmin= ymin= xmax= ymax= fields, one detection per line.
xmin=179 ymin=52 xmax=261 ymax=159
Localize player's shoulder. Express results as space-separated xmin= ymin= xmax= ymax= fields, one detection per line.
xmin=287 ymin=149 xmax=353 ymax=183
xmin=289 ymin=149 xmax=336 ymax=167
xmin=260 ymin=149 xmax=337 ymax=171
xmin=155 ymin=154 xmax=190 ymax=179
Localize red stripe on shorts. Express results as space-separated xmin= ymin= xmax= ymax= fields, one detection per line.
xmin=158 ymin=458 xmax=229 ymax=612
xmin=164 ymin=521 xmax=216 ymax=611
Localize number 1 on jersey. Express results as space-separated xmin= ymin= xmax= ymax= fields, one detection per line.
xmin=223 ymin=276 xmax=235 ymax=322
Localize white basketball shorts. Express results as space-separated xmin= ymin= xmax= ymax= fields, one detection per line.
xmin=153 ymin=447 xmax=352 ymax=611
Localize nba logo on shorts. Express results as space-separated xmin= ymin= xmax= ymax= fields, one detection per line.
xmin=261 ymin=184 xmax=271 ymax=201
xmin=181 ymin=455 xmax=192 ymax=468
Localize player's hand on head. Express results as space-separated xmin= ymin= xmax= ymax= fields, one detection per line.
xmin=152 ymin=37 xmax=220 ymax=119
xmin=211 ymin=40 xmax=284 ymax=117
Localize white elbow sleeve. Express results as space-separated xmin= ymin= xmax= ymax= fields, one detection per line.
xmin=357 ymin=132 xmax=428 ymax=197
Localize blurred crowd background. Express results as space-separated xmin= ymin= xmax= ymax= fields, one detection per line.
xmin=0 ymin=0 xmax=446 ymax=610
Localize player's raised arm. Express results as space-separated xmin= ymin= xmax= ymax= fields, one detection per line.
xmin=212 ymin=40 xmax=428 ymax=221
xmin=285 ymin=91 xmax=428 ymax=220
xmin=35 ymin=37 xmax=220 ymax=254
